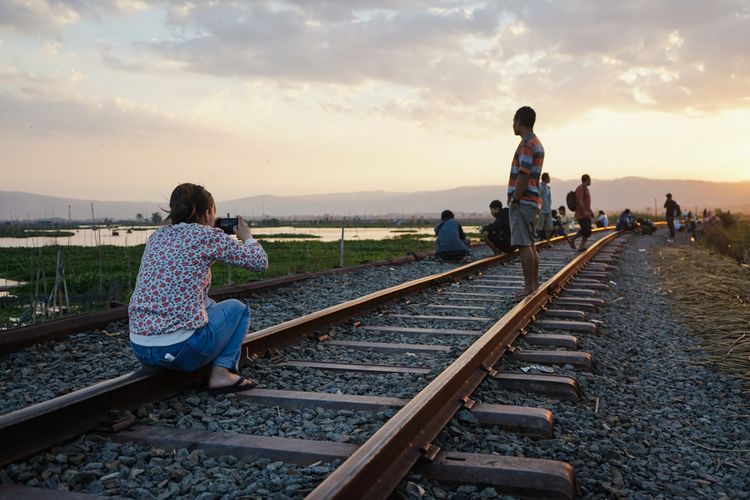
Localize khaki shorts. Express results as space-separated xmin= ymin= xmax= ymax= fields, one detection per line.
xmin=509 ymin=204 xmax=539 ymax=247
xmin=537 ymin=211 xmax=553 ymax=232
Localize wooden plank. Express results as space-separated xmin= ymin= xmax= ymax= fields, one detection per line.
xmin=553 ymin=297 xmax=604 ymax=308
xmin=414 ymin=452 xmax=575 ymax=500
xmin=443 ymin=291 xmax=504 ymax=298
xmin=447 ymin=297 xmax=505 ymax=303
xmin=464 ymin=285 xmax=520 ymax=291
xmin=533 ymin=319 xmax=597 ymax=334
xmin=549 ymin=299 xmax=596 ymax=311
xmin=512 ymin=349 xmax=593 ymax=371
xmin=542 ymin=309 xmax=586 ymax=320
xmin=237 ymin=389 xmax=554 ymax=437
xmin=570 ymin=281 xmax=609 ymax=290
xmin=425 ymin=304 xmax=488 ymax=311
xmin=561 ymin=288 xmax=597 ymax=297
xmin=360 ymin=326 xmax=482 ymax=336
xmin=282 ymin=360 xmax=431 ymax=374
xmin=0 ymin=485 xmax=98 ymax=499
xmin=117 ymin=426 xmax=573 ymax=498
xmin=324 ymin=339 xmax=450 ymax=354
xmin=385 ymin=314 xmax=492 ymax=322
xmin=491 ymin=373 xmax=581 ymax=401
xmin=522 ymin=333 xmax=579 ymax=349
xmin=112 ymin=425 xmax=358 ymax=465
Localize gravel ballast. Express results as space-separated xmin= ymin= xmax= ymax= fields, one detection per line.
xmin=397 ymin=232 xmax=750 ymax=498
xmin=1 ymin=238 xmax=658 ymax=498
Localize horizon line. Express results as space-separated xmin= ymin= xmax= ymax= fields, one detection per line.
xmin=4 ymin=175 xmax=750 ymax=204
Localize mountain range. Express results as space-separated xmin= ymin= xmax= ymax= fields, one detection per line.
xmin=2 ymin=177 xmax=748 ymax=221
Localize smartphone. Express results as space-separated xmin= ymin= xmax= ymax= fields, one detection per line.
xmin=217 ymin=217 xmax=239 ymax=235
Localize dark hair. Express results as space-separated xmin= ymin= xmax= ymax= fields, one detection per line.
xmin=441 ymin=210 xmax=454 ymax=221
xmin=541 ymin=172 xmax=550 ymax=182
xmin=168 ymin=183 xmax=215 ymax=224
xmin=558 ymin=205 xmax=566 ymax=212
xmin=514 ymin=106 xmax=536 ymax=128
xmin=581 ymin=174 xmax=591 ymax=183
xmin=598 ymin=210 xmax=604 ymax=215
xmin=489 ymin=200 xmax=502 ymax=209
xmin=623 ymin=208 xmax=631 ymax=214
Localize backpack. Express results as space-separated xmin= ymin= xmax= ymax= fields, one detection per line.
xmin=566 ymin=191 xmax=577 ymax=212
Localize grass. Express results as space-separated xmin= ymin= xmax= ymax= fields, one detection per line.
xmin=0 ymin=235 xmax=436 ymax=328
xmin=651 ymin=241 xmax=750 ymax=391
xmin=699 ymin=211 xmax=750 ymax=264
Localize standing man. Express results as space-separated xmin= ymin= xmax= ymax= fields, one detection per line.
xmin=664 ymin=193 xmax=678 ymax=240
xmin=536 ymin=173 xmax=553 ymax=240
xmin=569 ymin=174 xmax=593 ymax=251
xmin=507 ymin=106 xmax=544 ymax=300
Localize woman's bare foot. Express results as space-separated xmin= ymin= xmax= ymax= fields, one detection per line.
xmin=208 ymin=366 xmax=256 ymax=390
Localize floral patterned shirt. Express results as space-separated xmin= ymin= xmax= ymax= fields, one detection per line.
xmin=128 ymin=223 xmax=268 ymax=336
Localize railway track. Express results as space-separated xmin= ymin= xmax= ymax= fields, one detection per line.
xmin=0 ymin=229 xmax=622 ymax=498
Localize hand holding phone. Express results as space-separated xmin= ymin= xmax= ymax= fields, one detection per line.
xmin=216 ymin=217 xmax=238 ymax=235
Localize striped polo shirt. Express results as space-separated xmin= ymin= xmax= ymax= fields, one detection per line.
xmin=507 ymin=132 xmax=544 ymax=209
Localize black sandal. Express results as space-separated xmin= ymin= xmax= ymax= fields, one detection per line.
xmin=207 ymin=376 xmax=257 ymax=395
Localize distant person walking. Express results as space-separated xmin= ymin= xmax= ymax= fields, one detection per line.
xmin=507 ymin=106 xmax=544 ymax=300
xmin=664 ymin=193 xmax=679 ymax=239
xmin=536 ymin=172 xmax=553 ymax=239
xmin=434 ymin=210 xmax=471 ymax=262
xmin=569 ymin=174 xmax=593 ymax=251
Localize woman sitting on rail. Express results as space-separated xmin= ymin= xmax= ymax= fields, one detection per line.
xmin=128 ymin=183 xmax=268 ymax=394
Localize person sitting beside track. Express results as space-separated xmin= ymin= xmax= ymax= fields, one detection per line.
xmin=435 ymin=209 xmax=471 ymax=262
xmin=616 ymin=209 xmax=634 ymax=231
xmin=128 ymin=183 xmax=269 ymax=394
xmin=480 ymin=200 xmax=513 ymax=254
xmin=636 ymin=217 xmax=657 ymax=235
xmin=596 ymin=210 xmax=609 ymax=228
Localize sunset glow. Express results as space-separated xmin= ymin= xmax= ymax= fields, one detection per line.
xmin=1 ymin=1 xmax=749 ymax=202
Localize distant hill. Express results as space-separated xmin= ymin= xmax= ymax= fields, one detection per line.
xmin=2 ymin=177 xmax=748 ymax=221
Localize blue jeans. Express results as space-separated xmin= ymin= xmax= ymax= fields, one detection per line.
xmin=131 ymin=299 xmax=251 ymax=373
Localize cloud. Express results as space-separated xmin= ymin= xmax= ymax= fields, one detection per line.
xmin=0 ymin=0 xmax=150 ymax=37
xmin=6 ymin=1 xmax=748 ymax=129
xmin=128 ymin=0 xmax=748 ymax=128
xmin=0 ymin=66 xmax=221 ymax=138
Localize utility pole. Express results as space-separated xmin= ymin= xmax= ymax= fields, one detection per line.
xmin=339 ymin=226 xmax=345 ymax=267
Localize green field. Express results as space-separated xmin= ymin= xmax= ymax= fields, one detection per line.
xmin=0 ymin=236 xmax=436 ymax=328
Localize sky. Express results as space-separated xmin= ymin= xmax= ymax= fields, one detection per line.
xmin=1 ymin=0 xmax=749 ymax=202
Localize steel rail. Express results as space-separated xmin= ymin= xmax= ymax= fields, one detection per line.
xmin=307 ymin=230 xmax=621 ymax=500
xmin=0 ymin=251 xmax=433 ymax=355
xmin=0 ymin=245 xmax=525 ymax=466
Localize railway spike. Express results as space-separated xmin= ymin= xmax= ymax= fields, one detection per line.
xmin=461 ymin=396 xmax=476 ymax=410
xmin=420 ymin=443 xmax=441 ymax=462
xmin=481 ymin=363 xmax=498 ymax=376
